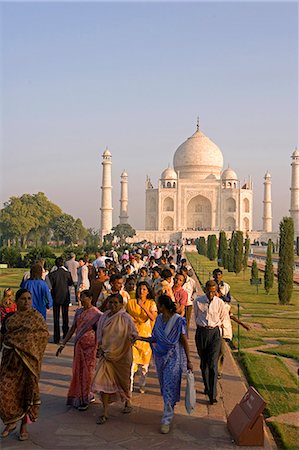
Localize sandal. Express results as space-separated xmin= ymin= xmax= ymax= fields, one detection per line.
xmin=19 ymin=431 xmax=29 ymax=441
xmin=160 ymin=424 xmax=170 ymax=434
xmin=96 ymin=415 xmax=108 ymax=425
xmin=78 ymin=404 xmax=89 ymax=411
xmin=122 ymin=405 xmax=133 ymax=414
xmin=1 ymin=424 xmax=17 ymax=438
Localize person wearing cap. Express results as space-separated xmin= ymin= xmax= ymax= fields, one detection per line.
xmin=121 ymin=250 xmax=129 ymax=262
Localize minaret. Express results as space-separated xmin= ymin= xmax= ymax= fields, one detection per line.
xmin=262 ymin=171 xmax=272 ymax=232
xmin=100 ymin=148 xmax=113 ymax=241
xmin=119 ymin=170 xmax=129 ymax=224
xmin=290 ymin=148 xmax=299 ymax=236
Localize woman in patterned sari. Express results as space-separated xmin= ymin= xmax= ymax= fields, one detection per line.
xmin=126 ymin=281 xmax=157 ymax=393
xmin=56 ymin=290 xmax=102 ymax=410
xmin=0 ymin=289 xmax=49 ymax=441
xmin=137 ymin=294 xmax=193 ymax=434
xmin=92 ymin=293 xmax=138 ymax=425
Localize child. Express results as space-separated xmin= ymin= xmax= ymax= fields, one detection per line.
xmin=0 ymin=288 xmax=17 ymax=323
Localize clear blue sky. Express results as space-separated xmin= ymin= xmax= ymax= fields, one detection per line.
xmin=1 ymin=1 xmax=298 ymax=231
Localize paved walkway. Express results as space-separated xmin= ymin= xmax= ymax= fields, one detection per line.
xmin=1 ymin=305 xmax=276 ymax=450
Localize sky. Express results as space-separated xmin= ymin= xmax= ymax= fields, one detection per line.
xmin=1 ymin=1 xmax=298 ymax=232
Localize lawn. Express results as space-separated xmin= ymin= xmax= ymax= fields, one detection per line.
xmin=269 ymin=423 xmax=299 ymax=450
xmin=186 ymin=252 xmax=299 ymax=450
xmin=240 ymin=353 xmax=298 ymax=417
xmin=0 ymin=268 xmax=26 ymax=294
xmin=259 ymin=344 xmax=299 ymax=361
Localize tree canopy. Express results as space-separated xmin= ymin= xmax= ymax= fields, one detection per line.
xmin=0 ymin=192 xmax=87 ymax=246
xmin=110 ymin=223 xmax=136 ymax=243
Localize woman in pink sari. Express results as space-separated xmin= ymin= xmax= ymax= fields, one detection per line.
xmin=56 ymin=290 xmax=102 ymax=410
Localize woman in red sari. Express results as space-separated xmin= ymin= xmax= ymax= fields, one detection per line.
xmin=56 ymin=290 xmax=102 ymax=410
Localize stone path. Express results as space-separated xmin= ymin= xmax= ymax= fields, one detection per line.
xmin=0 ymin=306 xmax=276 ymax=450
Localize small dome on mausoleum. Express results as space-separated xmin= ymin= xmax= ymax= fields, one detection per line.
xmin=161 ymin=167 xmax=177 ymax=180
xmin=221 ymin=167 xmax=238 ymax=181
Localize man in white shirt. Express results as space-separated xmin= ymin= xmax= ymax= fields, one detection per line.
xmin=92 ymin=250 xmax=107 ymax=269
xmin=193 ymin=280 xmax=225 ymax=405
xmin=132 ymin=253 xmax=144 ymax=273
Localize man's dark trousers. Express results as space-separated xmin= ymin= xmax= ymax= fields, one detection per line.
xmin=53 ymin=300 xmax=69 ymax=344
xmin=195 ymin=326 xmax=221 ymax=402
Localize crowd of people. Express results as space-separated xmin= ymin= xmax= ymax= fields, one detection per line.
xmin=0 ymin=243 xmax=249 ymax=439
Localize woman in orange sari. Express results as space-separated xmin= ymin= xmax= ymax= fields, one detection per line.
xmin=126 ymin=281 xmax=157 ymax=393
xmin=0 ymin=289 xmax=49 ymax=441
xmin=92 ymin=293 xmax=137 ymax=424
xmin=56 ymin=290 xmax=102 ymax=410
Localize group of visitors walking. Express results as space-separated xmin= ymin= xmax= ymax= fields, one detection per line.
xmin=0 ymin=244 xmax=249 ymax=440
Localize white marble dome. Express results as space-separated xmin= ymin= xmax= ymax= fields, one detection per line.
xmin=292 ymin=148 xmax=299 ymax=158
xmin=161 ymin=167 xmax=177 ymax=180
xmin=173 ymin=129 xmax=223 ymax=178
xmin=222 ymin=167 xmax=238 ymax=180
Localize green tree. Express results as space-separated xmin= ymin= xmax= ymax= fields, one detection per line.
xmin=264 ymin=239 xmax=274 ymax=294
xmin=111 ymin=223 xmax=136 ymax=243
xmin=197 ymin=237 xmax=207 ymax=256
xmin=251 ymin=260 xmax=259 ymax=280
xmin=278 ymin=217 xmax=294 ymax=305
xmin=23 ymin=245 xmax=56 ymax=268
xmin=0 ymin=195 xmax=39 ymax=246
xmin=29 ymin=192 xmax=62 ymax=245
xmin=233 ymin=231 xmax=244 ymax=274
xmin=74 ymin=218 xmax=88 ymax=241
xmin=52 ymin=214 xmax=87 ymax=245
xmin=207 ymin=234 xmax=217 ymax=261
xmin=222 ymin=250 xmax=228 ymax=270
xmin=0 ymin=247 xmax=23 ymax=268
xmin=0 ymin=192 xmax=62 ymax=247
xmin=85 ymin=228 xmax=101 ymax=252
xmin=218 ymin=231 xmax=227 ymax=267
xmin=227 ymin=235 xmax=235 ymax=272
xmin=242 ymin=237 xmax=250 ymax=271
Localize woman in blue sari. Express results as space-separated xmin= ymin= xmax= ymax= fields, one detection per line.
xmin=137 ymin=294 xmax=193 ymax=434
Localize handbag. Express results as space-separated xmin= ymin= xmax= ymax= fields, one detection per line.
xmin=185 ymin=369 xmax=196 ymax=414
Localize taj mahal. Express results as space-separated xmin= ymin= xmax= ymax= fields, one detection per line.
xmin=145 ymin=122 xmax=253 ymax=234
xmin=99 ymin=122 xmax=299 ymax=243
